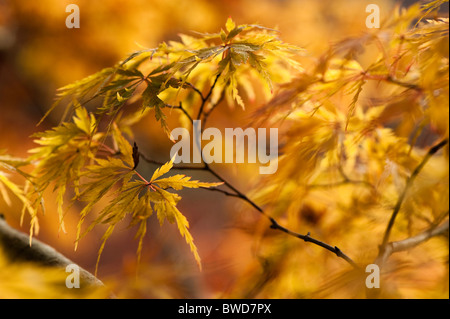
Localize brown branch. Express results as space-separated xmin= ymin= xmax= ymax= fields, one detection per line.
xmin=137 ymin=132 xmax=448 ymax=273
xmin=139 ymin=153 xmax=207 ymax=171
xmin=140 ymin=147 xmax=360 ymax=268
xmin=170 ymin=102 xmax=194 ymax=124
xmin=389 ymin=219 xmax=449 ymax=253
xmin=185 ymin=81 xmax=205 ymax=101
xmin=201 ymin=163 xmax=360 ymax=269
xmin=199 ymin=186 xmax=241 ymax=198
xmin=197 ymin=73 xmax=221 ymax=120
xmin=268 ymin=219 xmax=360 ymax=269
xmin=203 ymin=163 xmax=265 ymax=214
xmin=138 ymin=70 xmax=361 ymax=269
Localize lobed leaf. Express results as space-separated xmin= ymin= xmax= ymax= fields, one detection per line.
xmin=153 ymin=174 xmax=223 ymax=190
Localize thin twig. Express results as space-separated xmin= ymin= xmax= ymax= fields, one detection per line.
xmin=185 ymin=81 xmax=205 ymax=101
xmin=268 ymin=220 xmax=360 ymax=269
xmin=376 ymin=218 xmax=449 ymax=266
xmin=140 ymin=149 xmax=360 ymax=268
xmin=389 ymin=219 xmax=449 ymax=254
xmin=197 ymin=73 xmax=221 ymax=120
xmin=141 ymin=70 xmax=361 ymax=269
xmin=139 ymin=153 xmax=206 ymax=171
xmin=201 ymin=163 xmax=360 ymax=269
xmin=171 ymin=102 xmax=194 ymax=124
xmin=379 ymin=139 xmax=449 ymax=255
xmin=199 ymin=186 xmax=241 ymax=198
xmin=204 ymin=163 xmax=264 ymax=213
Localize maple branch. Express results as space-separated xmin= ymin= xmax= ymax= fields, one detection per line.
xmin=0 ymin=215 xmax=105 ymax=290
xmin=172 ymin=102 xmax=194 ymax=124
xmin=376 ymin=218 xmax=449 ymax=266
xmin=203 ymin=163 xmax=265 ymax=213
xmin=139 ymin=153 xmax=207 ymax=171
xmin=199 ymin=186 xmax=241 ymax=198
xmin=268 ymin=219 xmax=360 ymax=269
xmin=139 ymin=149 xmax=359 ymax=269
xmin=201 ymin=163 xmax=360 ymax=269
xmin=138 ymin=70 xmax=360 ymax=270
xmin=197 ymin=73 xmax=221 ymax=120
xmin=388 ymin=219 xmax=449 ymax=253
xmin=379 ymin=138 xmax=449 ymax=256
xmin=185 ymin=81 xmax=205 ymax=101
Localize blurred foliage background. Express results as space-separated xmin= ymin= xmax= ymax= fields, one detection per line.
xmin=0 ymin=0 xmax=448 ymax=298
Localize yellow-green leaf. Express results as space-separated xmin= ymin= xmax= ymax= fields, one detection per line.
xmin=73 ymin=105 xmax=94 ymax=135
xmin=154 ymin=174 xmax=223 ymax=190
xmin=226 ymin=17 xmax=236 ymax=33
xmin=150 ymin=156 xmax=175 ymax=182
xmin=153 ymin=188 xmax=201 ymax=270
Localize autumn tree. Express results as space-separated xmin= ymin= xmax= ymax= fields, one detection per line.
xmin=0 ymin=0 xmax=448 ymax=299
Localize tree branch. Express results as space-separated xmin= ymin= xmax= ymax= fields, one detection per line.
xmin=197 ymin=73 xmax=221 ymax=120
xmin=139 ymin=148 xmax=360 ymax=268
xmin=139 ymin=153 xmax=207 ymax=171
xmin=268 ymin=219 xmax=360 ymax=269
xmin=138 ymin=70 xmax=361 ymax=270
xmin=376 ymin=218 xmax=449 ymax=266
xmin=170 ymin=102 xmax=193 ymax=124
xmin=137 ymin=135 xmax=448 ymax=275
xmin=0 ymin=215 xmax=105 ymax=290
xmin=390 ymin=219 xmax=449 ymax=253
xmin=379 ymin=138 xmax=449 ymax=255
xmin=203 ymin=163 xmax=360 ymax=269
xmin=185 ymin=81 xmax=205 ymax=101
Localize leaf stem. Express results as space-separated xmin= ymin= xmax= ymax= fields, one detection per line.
xmin=134 ymin=170 xmax=149 ymax=184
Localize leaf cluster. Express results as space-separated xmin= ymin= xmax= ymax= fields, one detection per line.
xmin=42 ymin=18 xmax=303 ymax=138
xmin=20 ymin=18 xmax=303 ymax=271
xmin=244 ymin=2 xmax=449 ymax=298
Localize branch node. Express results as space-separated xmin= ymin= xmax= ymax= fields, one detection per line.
xmin=269 ymin=218 xmax=278 ymax=229
xmin=334 ymin=246 xmax=342 ymax=256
